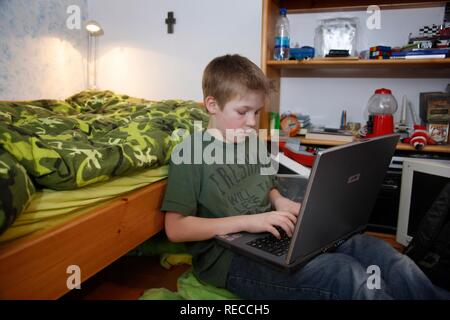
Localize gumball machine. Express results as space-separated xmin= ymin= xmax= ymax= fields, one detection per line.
xmin=365 ymin=88 xmax=398 ymax=137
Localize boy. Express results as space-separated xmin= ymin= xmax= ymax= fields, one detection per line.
xmin=162 ymin=54 xmax=449 ymax=299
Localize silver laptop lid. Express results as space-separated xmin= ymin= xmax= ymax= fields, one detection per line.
xmin=286 ymin=134 xmax=399 ymax=264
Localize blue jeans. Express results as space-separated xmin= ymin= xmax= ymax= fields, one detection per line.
xmin=226 ymin=234 xmax=450 ymax=300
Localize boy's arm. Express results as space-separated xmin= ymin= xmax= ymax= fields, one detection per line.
xmin=269 ymin=188 xmax=301 ymax=216
xmin=165 ymin=209 xmax=298 ymax=242
xmin=165 ymin=212 xmax=247 ymax=242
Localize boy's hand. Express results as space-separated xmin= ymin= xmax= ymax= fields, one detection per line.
xmin=243 ymin=211 xmax=297 ymax=239
xmin=273 ymin=196 xmax=301 ymax=216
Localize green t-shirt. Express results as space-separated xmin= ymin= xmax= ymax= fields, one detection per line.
xmin=161 ymin=130 xmax=276 ymax=288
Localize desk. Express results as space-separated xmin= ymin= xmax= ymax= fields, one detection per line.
xmin=299 ymin=138 xmax=450 ymax=154
xmin=279 ymin=136 xmax=450 ymax=244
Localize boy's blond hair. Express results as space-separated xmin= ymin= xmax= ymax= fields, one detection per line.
xmin=202 ymin=54 xmax=270 ymax=108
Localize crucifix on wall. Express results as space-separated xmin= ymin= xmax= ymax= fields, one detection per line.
xmin=165 ymin=11 xmax=176 ymax=34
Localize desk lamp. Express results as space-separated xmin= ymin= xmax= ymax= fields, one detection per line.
xmin=86 ymin=20 xmax=104 ymax=89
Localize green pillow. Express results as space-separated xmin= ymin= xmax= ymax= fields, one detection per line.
xmin=0 ymin=149 xmax=35 ymax=235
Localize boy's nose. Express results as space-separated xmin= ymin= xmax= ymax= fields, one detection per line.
xmin=246 ymin=114 xmax=257 ymax=128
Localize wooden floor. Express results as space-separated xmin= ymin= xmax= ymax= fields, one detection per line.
xmin=61 ymin=256 xmax=190 ymax=300
xmin=365 ymin=231 xmax=405 ymax=253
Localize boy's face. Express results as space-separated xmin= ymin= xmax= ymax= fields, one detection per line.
xmin=206 ymin=91 xmax=264 ymax=143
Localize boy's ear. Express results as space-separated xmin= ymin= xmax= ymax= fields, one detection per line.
xmin=204 ymin=96 xmax=219 ymax=114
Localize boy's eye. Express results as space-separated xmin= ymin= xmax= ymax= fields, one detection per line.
xmin=237 ymin=109 xmax=260 ymax=116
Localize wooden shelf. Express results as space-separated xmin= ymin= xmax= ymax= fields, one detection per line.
xmin=299 ymin=137 xmax=450 ymax=153
xmin=279 ymin=0 xmax=446 ymax=13
xmin=260 ymin=0 xmax=450 ymax=130
xmin=266 ymin=59 xmax=450 ymax=78
xmin=394 ymin=142 xmax=450 ymax=153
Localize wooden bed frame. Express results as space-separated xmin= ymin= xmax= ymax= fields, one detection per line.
xmin=0 ymin=179 xmax=167 ymax=300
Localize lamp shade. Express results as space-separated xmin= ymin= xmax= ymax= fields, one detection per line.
xmin=86 ymin=20 xmax=104 ymax=36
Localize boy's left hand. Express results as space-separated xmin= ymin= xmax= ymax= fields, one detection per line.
xmin=273 ymin=197 xmax=301 ymax=216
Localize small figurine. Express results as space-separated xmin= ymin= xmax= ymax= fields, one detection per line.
xmin=401 ymin=124 xmax=437 ymax=150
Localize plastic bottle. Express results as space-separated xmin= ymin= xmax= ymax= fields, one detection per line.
xmin=269 ymin=112 xmax=280 ymax=138
xmin=274 ymin=8 xmax=290 ymax=60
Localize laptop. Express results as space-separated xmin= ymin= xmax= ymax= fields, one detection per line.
xmin=215 ymin=134 xmax=400 ymax=272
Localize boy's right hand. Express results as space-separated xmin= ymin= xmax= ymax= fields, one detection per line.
xmin=243 ymin=211 xmax=297 ymax=239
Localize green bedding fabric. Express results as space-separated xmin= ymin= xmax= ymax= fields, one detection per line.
xmin=0 ymin=90 xmax=209 ymax=234
xmin=134 ymin=235 xmax=239 ymax=300
xmin=139 ymin=268 xmax=239 ymax=300
xmin=0 ymin=149 xmax=35 ymax=234
xmin=0 ymin=90 xmax=208 ymax=190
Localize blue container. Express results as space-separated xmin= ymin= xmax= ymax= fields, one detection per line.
xmin=290 ymin=46 xmax=315 ymax=60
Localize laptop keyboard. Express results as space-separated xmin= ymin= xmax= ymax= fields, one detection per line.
xmin=246 ymin=228 xmax=291 ymax=256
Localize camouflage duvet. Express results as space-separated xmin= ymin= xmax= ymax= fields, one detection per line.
xmin=0 ymin=90 xmax=208 ymax=234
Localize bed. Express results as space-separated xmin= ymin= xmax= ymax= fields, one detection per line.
xmin=0 ymin=90 xmax=208 ymax=299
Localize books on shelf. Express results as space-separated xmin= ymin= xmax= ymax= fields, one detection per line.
xmin=404 ymin=54 xmax=446 ymax=59
xmin=304 ymin=128 xmax=355 ymax=142
xmin=391 ymin=48 xmax=450 ymax=59
xmin=305 ymin=132 xmax=354 ymax=142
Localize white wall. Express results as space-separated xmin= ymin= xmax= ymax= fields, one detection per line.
xmin=0 ymin=0 xmax=88 ymax=100
xmin=282 ymin=7 xmax=450 ymax=127
xmin=88 ymin=0 xmax=263 ymax=101
xmin=90 ymin=2 xmax=449 ymax=127
xmin=1 ymin=0 xmax=448 ymax=125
